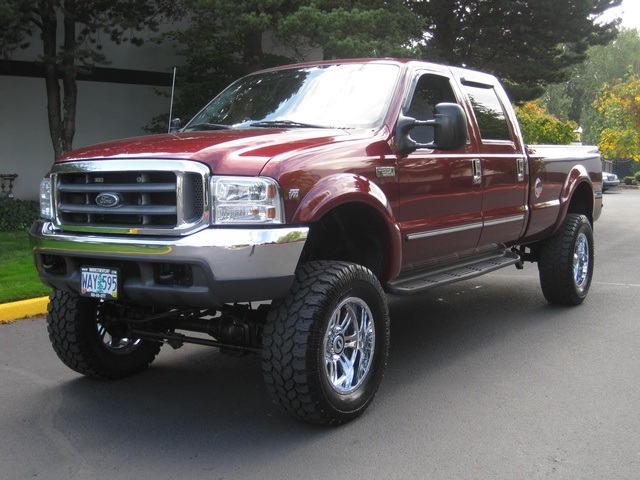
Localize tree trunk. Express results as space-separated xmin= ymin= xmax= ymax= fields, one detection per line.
xmin=39 ymin=0 xmax=77 ymax=160
xmin=243 ymin=31 xmax=264 ymax=74
xmin=61 ymin=0 xmax=77 ymax=156
xmin=40 ymin=1 xmax=65 ymax=159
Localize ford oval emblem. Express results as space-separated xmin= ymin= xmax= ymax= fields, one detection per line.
xmin=95 ymin=192 xmax=122 ymax=208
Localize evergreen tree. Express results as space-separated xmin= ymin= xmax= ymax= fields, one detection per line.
xmin=412 ymin=0 xmax=622 ymax=101
xmin=277 ymin=0 xmax=422 ymax=59
xmin=159 ymin=0 xmax=422 ymax=128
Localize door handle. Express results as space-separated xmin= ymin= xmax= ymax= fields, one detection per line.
xmin=472 ymin=159 xmax=482 ymax=185
xmin=517 ymin=158 xmax=525 ymax=182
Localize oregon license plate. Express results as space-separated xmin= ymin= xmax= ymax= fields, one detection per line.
xmin=80 ymin=267 xmax=119 ymax=299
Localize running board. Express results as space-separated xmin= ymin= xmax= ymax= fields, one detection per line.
xmin=386 ymin=250 xmax=521 ymax=295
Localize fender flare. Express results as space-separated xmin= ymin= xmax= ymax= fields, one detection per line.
xmin=292 ymin=173 xmax=402 ymax=279
xmin=553 ymin=164 xmax=595 ymax=235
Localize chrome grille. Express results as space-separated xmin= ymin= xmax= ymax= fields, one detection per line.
xmin=50 ymin=160 xmax=209 ymax=235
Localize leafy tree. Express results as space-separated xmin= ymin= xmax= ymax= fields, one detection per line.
xmin=515 ymin=101 xmax=578 ymax=144
xmin=593 ymin=67 xmax=640 ymax=161
xmin=411 ymin=0 xmax=622 ymax=102
xmin=0 ymin=0 xmax=179 ymax=159
xmin=543 ymin=28 xmax=640 ymax=144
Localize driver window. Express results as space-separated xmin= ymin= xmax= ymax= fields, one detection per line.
xmin=407 ymin=74 xmax=458 ymax=145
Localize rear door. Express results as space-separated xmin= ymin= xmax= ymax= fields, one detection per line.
xmin=455 ymin=72 xmax=528 ymax=248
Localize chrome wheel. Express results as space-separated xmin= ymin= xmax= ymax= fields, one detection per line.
xmin=538 ymin=213 xmax=594 ymax=306
xmin=573 ymin=232 xmax=589 ymax=291
xmin=323 ymin=297 xmax=375 ymax=394
xmin=262 ymin=261 xmax=389 ymax=425
xmin=46 ymin=290 xmax=162 ymax=378
xmin=96 ymin=302 xmax=141 ymax=354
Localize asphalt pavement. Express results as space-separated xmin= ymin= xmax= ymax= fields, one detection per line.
xmin=1 ymin=187 xmax=639 ymax=479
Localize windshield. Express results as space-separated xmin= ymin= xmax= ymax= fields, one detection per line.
xmin=184 ymin=63 xmax=400 ymax=131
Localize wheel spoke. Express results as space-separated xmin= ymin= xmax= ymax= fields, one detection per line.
xmin=344 ymin=332 xmax=358 ymax=349
xmin=326 ymin=356 xmax=338 ymax=383
xmin=338 ymin=354 xmax=355 ymax=388
xmin=339 ymin=304 xmax=357 ymax=332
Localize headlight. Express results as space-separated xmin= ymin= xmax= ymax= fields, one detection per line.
xmin=39 ymin=178 xmax=54 ymax=220
xmin=211 ymin=176 xmax=284 ymax=224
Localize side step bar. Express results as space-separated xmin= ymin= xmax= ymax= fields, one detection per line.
xmin=386 ymin=249 xmax=521 ymax=295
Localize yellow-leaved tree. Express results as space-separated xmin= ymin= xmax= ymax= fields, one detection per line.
xmin=515 ymin=102 xmax=577 ymax=145
xmin=594 ymin=67 xmax=640 ymax=161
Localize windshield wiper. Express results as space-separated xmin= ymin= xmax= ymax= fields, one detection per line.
xmin=250 ymin=120 xmax=325 ymax=129
xmin=184 ymin=122 xmax=232 ymax=131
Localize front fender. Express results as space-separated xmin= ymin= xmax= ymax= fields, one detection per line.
xmin=292 ymin=173 xmax=402 ymax=280
xmin=292 ymin=173 xmax=394 ymax=223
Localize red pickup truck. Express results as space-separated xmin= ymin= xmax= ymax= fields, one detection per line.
xmin=31 ymin=58 xmax=603 ymax=425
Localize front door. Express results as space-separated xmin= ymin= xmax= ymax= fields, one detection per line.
xmin=396 ymin=71 xmax=483 ymax=271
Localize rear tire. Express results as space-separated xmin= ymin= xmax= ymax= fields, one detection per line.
xmin=47 ymin=290 xmax=162 ymax=378
xmin=538 ymin=213 xmax=594 ymax=306
xmin=262 ymin=261 xmax=390 ymax=425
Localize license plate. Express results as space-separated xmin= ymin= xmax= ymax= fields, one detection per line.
xmin=80 ymin=267 xmax=119 ymax=299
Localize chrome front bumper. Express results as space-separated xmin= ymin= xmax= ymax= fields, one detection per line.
xmin=30 ymin=221 xmax=308 ymax=308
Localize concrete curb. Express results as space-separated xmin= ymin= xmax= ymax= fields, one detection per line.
xmin=0 ymin=297 xmax=49 ymax=323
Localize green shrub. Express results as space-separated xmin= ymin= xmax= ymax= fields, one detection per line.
xmin=635 ymin=171 xmax=640 ymax=184
xmin=0 ymin=200 xmax=39 ymax=232
xmin=623 ymin=176 xmax=636 ymax=186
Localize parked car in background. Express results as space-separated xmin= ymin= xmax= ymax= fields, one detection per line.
xmin=602 ymin=172 xmax=620 ymax=191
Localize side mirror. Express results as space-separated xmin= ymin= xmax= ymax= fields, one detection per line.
xmin=169 ymin=118 xmax=182 ymax=133
xmin=396 ymin=102 xmax=468 ymax=155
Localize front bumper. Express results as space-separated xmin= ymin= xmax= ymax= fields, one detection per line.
xmin=30 ymin=220 xmax=308 ymax=308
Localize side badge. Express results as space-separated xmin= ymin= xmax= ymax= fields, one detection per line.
xmin=376 ymin=166 xmax=396 ymax=178
xmin=288 ymin=189 xmax=300 ymax=200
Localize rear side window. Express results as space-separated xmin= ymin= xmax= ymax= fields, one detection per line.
xmin=462 ymin=82 xmax=512 ymax=142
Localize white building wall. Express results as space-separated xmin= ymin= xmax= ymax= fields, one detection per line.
xmin=0 ymin=77 xmax=173 ymax=200
xmin=0 ymin=23 xmax=183 ymax=201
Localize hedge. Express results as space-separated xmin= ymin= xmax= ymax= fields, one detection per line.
xmin=0 ymin=200 xmax=40 ymax=232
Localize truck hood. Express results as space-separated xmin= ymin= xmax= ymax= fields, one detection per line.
xmin=57 ymin=128 xmax=355 ymax=175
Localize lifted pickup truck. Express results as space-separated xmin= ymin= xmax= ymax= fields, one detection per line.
xmin=31 ymin=59 xmax=603 ymax=425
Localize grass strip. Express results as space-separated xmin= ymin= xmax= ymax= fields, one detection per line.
xmin=0 ymin=231 xmax=51 ymax=303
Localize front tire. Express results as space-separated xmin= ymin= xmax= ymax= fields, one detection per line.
xmin=538 ymin=213 xmax=594 ymax=306
xmin=262 ymin=261 xmax=390 ymax=425
xmin=47 ymin=290 xmax=162 ymax=378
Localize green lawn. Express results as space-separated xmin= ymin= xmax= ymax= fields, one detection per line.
xmin=0 ymin=231 xmax=51 ymax=303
